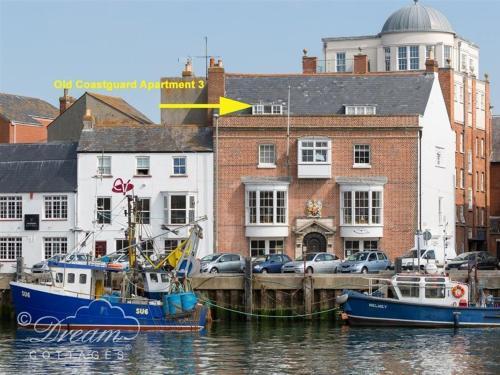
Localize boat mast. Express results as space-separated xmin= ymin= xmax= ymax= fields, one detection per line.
xmin=127 ymin=195 xmax=138 ymax=294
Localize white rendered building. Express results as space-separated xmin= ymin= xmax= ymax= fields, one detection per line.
xmin=0 ymin=143 xmax=78 ymax=272
xmin=76 ymin=124 xmax=214 ymax=259
xmin=322 ymin=1 xmax=479 ymax=77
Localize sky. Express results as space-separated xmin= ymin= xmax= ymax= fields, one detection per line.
xmin=1 ymin=0 xmax=499 ymax=123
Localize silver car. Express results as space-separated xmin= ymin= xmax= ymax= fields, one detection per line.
xmin=281 ymin=252 xmax=341 ymax=274
xmin=339 ymin=251 xmax=391 ymax=274
xmin=200 ymin=253 xmax=245 ymax=273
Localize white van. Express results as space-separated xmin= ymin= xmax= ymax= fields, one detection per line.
xmin=400 ymin=248 xmax=444 ymax=271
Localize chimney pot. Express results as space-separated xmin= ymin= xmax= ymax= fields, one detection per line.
xmin=59 ymin=89 xmax=75 ymax=114
xmin=209 ymin=57 xmax=215 ymax=67
xmin=217 ymin=59 xmax=223 ymax=68
xmin=182 ymin=59 xmax=193 ymax=77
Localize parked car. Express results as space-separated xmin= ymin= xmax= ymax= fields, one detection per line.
xmin=400 ymin=248 xmax=443 ymax=271
xmin=32 ymin=253 xmax=89 ymax=273
xmin=446 ymin=251 xmax=499 ymax=271
xmin=339 ymin=251 xmax=391 ymax=274
xmin=253 ymin=254 xmax=292 ymax=273
xmin=281 ymin=252 xmax=341 ymax=274
xmin=200 ymin=253 xmax=245 ymax=273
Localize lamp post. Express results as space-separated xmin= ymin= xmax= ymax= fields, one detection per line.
xmin=302 ymin=244 xmax=307 ymax=275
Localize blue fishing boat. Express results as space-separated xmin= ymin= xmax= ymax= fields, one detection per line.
xmin=337 ymin=274 xmax=500 ymax=327
xmin=10 ymin=198 xmax=209 ymax=333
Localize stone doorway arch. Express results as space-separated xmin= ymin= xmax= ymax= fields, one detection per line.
xmin=303 ymin=232 xmax=327 ymax=253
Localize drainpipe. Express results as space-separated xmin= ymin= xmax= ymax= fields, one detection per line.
xmin=214 ymin=114 xmax=219 ymax=253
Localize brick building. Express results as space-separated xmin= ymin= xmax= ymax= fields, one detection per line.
xmin=317 ymin=1 xmax=491 ymax=254
xmin=179 ymin=58 xmax=455 ymax=261
xmin=489 ymin=117 xmax=500 ymax=258
xmin=0 ymin=93 xmax=58 ymax=143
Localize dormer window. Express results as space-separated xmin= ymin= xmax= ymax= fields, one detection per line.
xmin=252 ymin=104 xmax=282 ymax=115
xmin=345 ymin=106 xmax=376 ymax=115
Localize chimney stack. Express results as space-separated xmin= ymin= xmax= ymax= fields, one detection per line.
xmin=353 ymin=54 xmax=369 ymax=74
xmin=425 ymin=58 xmax=439 ymax=73
xmin=207 ymin=56 xmax=225 ymax=123
xmin=59 ymin=89 xmax=75 ymax=114
xmin=82 ymin=109 xmax=95 ymax=131
xmin=302 ymin=49 xmax=317 ymax=74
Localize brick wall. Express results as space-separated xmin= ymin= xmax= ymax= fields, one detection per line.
xmin=438 ymin=70 xmax=490 ymax=253
xmin=216 ymin=115 xmax=419 ymax=260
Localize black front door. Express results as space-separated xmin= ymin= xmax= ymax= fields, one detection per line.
xmin=303 ymin=232 xmax=327 ymax=253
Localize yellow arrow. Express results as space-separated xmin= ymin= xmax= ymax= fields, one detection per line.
xmin=159 ymin=96 xmax=252 ymax=116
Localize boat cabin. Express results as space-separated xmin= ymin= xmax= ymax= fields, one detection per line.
xmin=371 ymin=275 xmax=469 ymax=307
xmin=49 ymin=262 xmax=108 ymax=300
xmin=142 ymin=271 xmax=172 ymax=299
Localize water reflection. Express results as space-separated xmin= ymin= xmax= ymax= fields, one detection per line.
xmin=0 ymin=321 xmax=498 ymax=374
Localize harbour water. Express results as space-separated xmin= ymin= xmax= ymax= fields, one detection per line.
xmin=0 ymin=321 xmax=498 ymax=374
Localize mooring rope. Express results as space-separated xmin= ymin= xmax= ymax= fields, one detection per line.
xmin=201 ymin=298 xmax=339 ymax=319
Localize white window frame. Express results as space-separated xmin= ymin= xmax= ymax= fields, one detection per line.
xmin=0 ymin=237 xmax=22 ymax=260
xmin=172 ymin=156 xmax=187 ymax=176
xmin=340 ymin=187 xmax=384 ymax=226
xmin=298 ymin=138 xmax=331 ymax=164
xmin=481 ymin=172 xmax=485 ymax=192
xmin=459 ymin=169 xmax=464 ymax=189
xmin=164 ymin=193 xmax=196 ymax=225
xmin=43 ymin=237 xmax=68 ymax=259
xmin=258 ymin=144 xmax=276 ymax=167
xmin=336 ymin=52 xmax=346 ymax=72
xmin=344 ymin=239 xmax=379 ymax=258
xmin=353 ymin=144 xmax=371 ymax=167
xmin=96 ymin=197 xmax=112 ymax=224
xmin=249 ymin=238 xmax=285 ymax=257
xmin=467 ymin=151 xmax=472 ymax=174
xmin=44 ymin=195 xmax=68 ymax=220
xmin=480 ymin=139 xmax=484 ymax=158
xmin=459 ymin=205 xmax=465 ymax=223
xmin=444 ymin=45 xmax=452 ymax=67
xmin=252 ymin=104 xmax=282 ymax=115
xmin=468 ymin=188 xmax=473 ymax=210
xmin=345 ymin=106 xmax=376 ymax=115
xmin=0 ymin=196 xmax=22 ymax=220
xmin=245 ymin=189 xmax=288 ymax=225
xmin=137 ymin=197 xmax=150 ymax=224
xmin=384 ymin=47 xmax=391 ymax=71
xmin=97 ymin=155 xmax=111 ymax=175
xmin=136 ymin=156 xmax=150 ymax=176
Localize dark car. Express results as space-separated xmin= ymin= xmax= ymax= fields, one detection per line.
xmin=446 ymin=251 xmax=499 ymax=271
xmin=253 ymin=254 xmax=292 ymax=273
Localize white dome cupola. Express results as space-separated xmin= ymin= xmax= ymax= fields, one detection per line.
xmin=381 ymin=1 xmax=454 ymax=35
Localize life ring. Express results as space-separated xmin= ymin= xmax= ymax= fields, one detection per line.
xmin=451 ymin=285 xmax=465 ymax=299
xmin=107 ymin=263 xmax=124 ymax=270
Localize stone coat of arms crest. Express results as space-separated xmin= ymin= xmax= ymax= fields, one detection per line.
xmin=306 ymin=199 xmax=322 ymax=218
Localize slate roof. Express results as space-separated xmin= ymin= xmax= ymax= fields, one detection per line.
xmin=0 ymin=142 xmax=77 ymax=193
xmin=225 ymin=74 xmax=434 ymax=116
xmin=87 ymin=93 xmax=153 ymax=124
xmin=77 ymin=125 xmax=212 ymax=153
xmin=0 ymin=93 xmax=58 ymax=125
xmin=492 ymin=116 xmax=500 ymax=163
